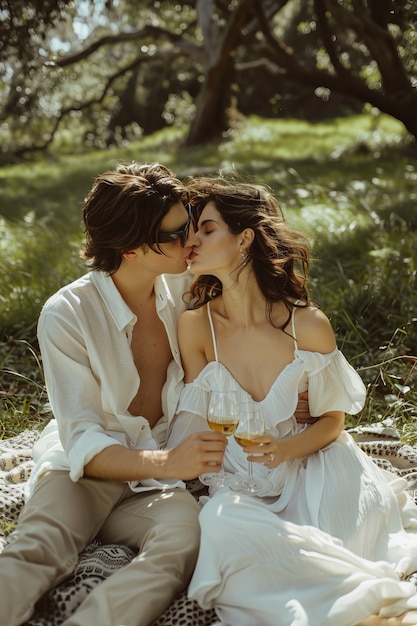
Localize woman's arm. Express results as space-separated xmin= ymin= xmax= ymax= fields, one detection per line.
xmin=250 ymin=306 xmax=345 ymax=466
xmin=251 ymin=410 xmax=345 ymax=468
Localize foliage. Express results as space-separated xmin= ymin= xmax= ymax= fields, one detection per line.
xmin=0 ymin=338 xmax=51 ymax=439
xmin=0 ymin=0 xmax=70 ymax=65
xmin=0 ymin=0 xmax=416 ymax=159
xmin=0 ymin=114 xmax=416 ymax=440
xmin=0 ymin=215 xmax=85 ymax=338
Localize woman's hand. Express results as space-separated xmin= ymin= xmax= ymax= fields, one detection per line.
xmin=242 ymin=435 xmax=284 ymax=468
xmin=243 ymin=409 xmax=344 ymax=468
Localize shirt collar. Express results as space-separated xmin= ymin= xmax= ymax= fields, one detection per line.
xmin=90 ymin=271 xmax=175 ymax=332
xmin=90 ymin=271 xmax=135 ymax=331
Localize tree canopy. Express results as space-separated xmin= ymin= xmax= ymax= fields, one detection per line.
xmin=0 ymin=0 xmax=416 ymax=162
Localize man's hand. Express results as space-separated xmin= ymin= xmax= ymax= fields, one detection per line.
xmin=166 ymin=431 xmax=227 ymax=481
xmin=84 ymin=431 xmax=226 ymax=482
xmin=294 ymin=391 xmax=318 ymax=424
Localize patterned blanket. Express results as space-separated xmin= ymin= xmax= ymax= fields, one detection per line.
xmin=1 ymin=425 xmax=417 ymax=626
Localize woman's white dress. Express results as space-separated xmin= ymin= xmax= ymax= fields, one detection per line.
xmin=171 ymin=304 xmax=417 ymax=626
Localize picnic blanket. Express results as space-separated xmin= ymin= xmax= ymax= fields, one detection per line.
xmin=1 ymin=425 xmax=417 ymax=626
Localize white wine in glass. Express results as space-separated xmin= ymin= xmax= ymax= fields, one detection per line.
xmin=207 ymin=417 xmax=240 ymax=437
xmin=232 ymin=402 xmax=272 ymax=495
xmin=199 ymin=390 xmax=239 ymax=488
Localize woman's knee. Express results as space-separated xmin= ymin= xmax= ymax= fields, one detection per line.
xmin=199 ymin=492 xmax=238 ymax=536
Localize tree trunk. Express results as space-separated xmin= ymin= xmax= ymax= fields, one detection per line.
xmin=362 ymin=92 xmax=417 ymax=140
xmin=186 ymin=58 xmax=235 ymax=145
xmin=186 ymin=0 xmax=256 ymax=145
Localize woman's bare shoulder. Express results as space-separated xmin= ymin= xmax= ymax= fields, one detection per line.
xmin=179 ymin=304 xmax=208 ymax=328
xmin=178 ymin=305 xmax=212 ymax=380
xmin=178 ymin=304 xmax=214 ymax=349
xmin=293 ymin=305 xmax=337 ymax=353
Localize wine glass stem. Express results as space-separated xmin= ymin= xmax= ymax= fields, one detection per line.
xmin=248 ymin=461 xmax=253 ymax=480
xmin=218 ymin=434 xmax=231 ymax=481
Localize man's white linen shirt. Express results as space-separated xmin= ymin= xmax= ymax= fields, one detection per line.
xmin=30 ymin=269 xmax=191 ymax=497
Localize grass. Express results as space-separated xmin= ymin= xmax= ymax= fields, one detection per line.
xmin=0 ymin=112 xmax=416 ymax=439
xmin=0 ymin=338 xmax=51 ymax=438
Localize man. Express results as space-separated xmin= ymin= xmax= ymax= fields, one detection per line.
xmin=0 ymin=162 xmax=227 ymax=626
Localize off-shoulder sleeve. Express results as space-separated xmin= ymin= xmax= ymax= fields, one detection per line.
xmin=166 ymin=382 xmax=210 ymax=448
xmin=298 ymin=349 xmax=366 ymax=417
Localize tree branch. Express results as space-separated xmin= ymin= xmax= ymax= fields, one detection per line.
xmin=11 ymin=48 xmax=183 ymax=158
xmin=322 ymin=0 xmax=412 ymax=92
xmin=314 ymin=0 xmax=350 ymax=76
xmin=253 ymin=1 xmax=296 ymax=66
xmin=236 ymin=54 xmax=414 ymax=114
xmin=253 ymin=0 xmax=413 ymax=107
xmin=217 ymin=0 xmax=258 ymax=62
xmin=55 ymin=24 xmax=200 ymax=67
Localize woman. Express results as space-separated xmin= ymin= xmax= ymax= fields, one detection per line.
xmin=172 ymin=177 xmax=417 ymax=625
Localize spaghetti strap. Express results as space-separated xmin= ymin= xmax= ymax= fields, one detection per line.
xmin=207 ymin=301 xmax=219 ymax=362
xmin=291 ymin=302 xmax=299 ymax=351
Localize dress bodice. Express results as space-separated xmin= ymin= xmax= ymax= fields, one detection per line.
xmin=178 ymin=301 xmax=366 ymax=437
xmin=174 ymin=302 xmax=367 ymax=503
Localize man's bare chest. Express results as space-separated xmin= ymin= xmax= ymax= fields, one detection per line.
xmin=128 ymin=311 xmax=173 ymax=422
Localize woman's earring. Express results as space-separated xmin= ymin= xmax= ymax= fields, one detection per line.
xmin=240 ymin=248 xmax=249 ymax=265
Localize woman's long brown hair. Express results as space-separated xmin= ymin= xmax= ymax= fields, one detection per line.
xmin=186 ymin=176 xmax=312 ymax=330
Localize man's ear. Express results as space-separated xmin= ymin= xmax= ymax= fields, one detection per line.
xmin=122 ymin=250 xmax=137 ymax=260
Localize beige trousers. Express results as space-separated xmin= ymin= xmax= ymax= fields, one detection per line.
xmin=0 ymin=470 xmax=201 ymax=626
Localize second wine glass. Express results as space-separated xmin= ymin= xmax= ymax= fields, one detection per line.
xmin=199 ymin=389 xmax=239 ymax=488
xmin=232 ymin=402 xmax=272 ymax=495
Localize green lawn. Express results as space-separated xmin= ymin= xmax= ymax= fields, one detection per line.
xmin=0 ymin=113 xmax=416 ymax=438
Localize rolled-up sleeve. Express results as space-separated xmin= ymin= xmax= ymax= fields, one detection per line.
xmin=38 ymin=304 xmax=124 ymax=481
xmin=34 ymin=270 xmax=189 ymax=488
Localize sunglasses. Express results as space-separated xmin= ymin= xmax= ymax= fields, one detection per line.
xmin=157 ymin=203 xmax=193 ymax=247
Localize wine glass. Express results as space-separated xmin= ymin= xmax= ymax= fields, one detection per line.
xmin=232 ymin=402 xmax=272 ymax=495
xmin=199 ymin=390 xmax=239 ymax=488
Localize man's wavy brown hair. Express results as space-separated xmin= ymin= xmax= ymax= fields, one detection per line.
xmin=81 ymin=162 xmax=187 ymax=274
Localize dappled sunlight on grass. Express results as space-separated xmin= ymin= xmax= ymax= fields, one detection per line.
xmin=294 ymin=203 xmax=368 ymax=239
xmin=0 ymin=113 xmax=416 ymax=436
xmin=219 ymin=114 xmax=407 ymax=163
